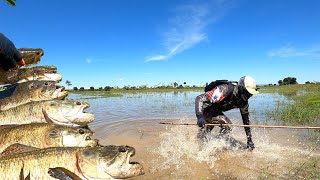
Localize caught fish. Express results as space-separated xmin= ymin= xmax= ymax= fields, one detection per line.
xmin=18 ymin=48 xmax=44 ymax=66
xmin=0 ymin=80 xmax=57 ymax=99
xmin=0 ymin=123 xmax=99 ymax=153
xmin=0 ymin=100 xmax=94 ymax=126
xmin=0 ymin=65 xmax=61 ymax=85
xmin=0 ymin=145 xmax=145 ymax=179
xmin=0 ymin=83 xmax=68 ymax=111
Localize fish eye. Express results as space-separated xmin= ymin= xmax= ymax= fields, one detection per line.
xmin=45 ymin=82 xmax=49 ymax=85
xmin=79 ymin=129 xmax=85 ymax=134
xmin=49 ymin=130 xmax=59 ymax=138
xmin=76 ymin=102 xmax=81 ymax=105
xmin=85 ymin=136 xmax=91 ymax=140
xmin=118 ymin=146 xmax=127 ymax=152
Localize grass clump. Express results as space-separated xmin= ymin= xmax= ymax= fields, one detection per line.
xmin=260 ymin=84 xmax=320 ymax=125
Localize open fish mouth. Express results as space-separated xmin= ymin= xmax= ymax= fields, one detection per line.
xmin=113 ymin=146 xmax=145 ymax=178
xmin=44 ymin=101 xmax=94 ymax=127
xmin=52 ymin=86 xmax=68 ymax=99
xmin=83 ymin=134 xmax=99 ymax=147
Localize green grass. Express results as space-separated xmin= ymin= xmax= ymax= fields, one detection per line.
xmin=68 ymin=90 xmax=123 ymax=98
xmin=260 ymin=84 xmax=320 ymax=126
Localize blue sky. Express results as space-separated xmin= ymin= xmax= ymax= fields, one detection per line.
xmin=1 ymin=0 xmax=320 ymax=88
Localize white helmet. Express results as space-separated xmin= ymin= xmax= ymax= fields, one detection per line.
xmin=239 ymin=76 xmax=259 ymax=95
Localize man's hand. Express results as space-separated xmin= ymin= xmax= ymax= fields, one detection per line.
xmin=17 ymin=59 xmax=26 ymax=66
xmin=197 ymin=117 xmax=206 ymax=127
xmin=247 ymin=141 xmax=255 ymax=151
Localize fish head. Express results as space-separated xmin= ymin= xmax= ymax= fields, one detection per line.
xmin=43 ymin=100 xmax=95 ymax=127
xmin=77 ymin=145 xmax=144 ymax=179
xmin=46 ymin=125 xmax=99 ymax=147
xmin=19 ymin=48 xmax=44 ymax=66
xmin=37 ymin=84 xmax=68 ymax=100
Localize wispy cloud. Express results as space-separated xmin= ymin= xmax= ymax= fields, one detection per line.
xmin=145 ymin=55 xmax=167 ymax=62
xmin=86 ymin=58 xmax=92 ymax=64
xmin=146 ymin=0 xmax=231 ymax=62
xmin=268 ymin=45 xmax=320 ymax=58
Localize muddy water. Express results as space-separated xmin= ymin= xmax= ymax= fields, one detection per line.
xmin=68 ymin=92 xmax=320 ymax=179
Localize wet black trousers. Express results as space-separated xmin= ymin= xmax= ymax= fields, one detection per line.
xmin=202 ymin=107 xmax=232 ymax=134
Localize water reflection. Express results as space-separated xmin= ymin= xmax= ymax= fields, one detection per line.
xmin=68 ymin=91 xmax=288 ymax=127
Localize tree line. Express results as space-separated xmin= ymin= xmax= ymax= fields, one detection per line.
xmin=66 ymin=81 xmax=201 ymax=91
xmin=66 ymin=77 xmax=320 ymax=91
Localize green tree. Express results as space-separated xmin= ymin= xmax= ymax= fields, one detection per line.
xmin=90 ymin=86 xmax=94 ymax=91
xmin=5 ymin=0 xmax=16 ymax=6
xmin=73 ymin=87 xmax=78 ymax=90
xmin=65 ymin=80 xmax=72 ymax=90
xmin=104 ymin=86 xmax=112 ymax=91
xmin=278 ymin=77 xmax=297 ymax=85
xmin=283 ymin=77 xmax=297 ymax=85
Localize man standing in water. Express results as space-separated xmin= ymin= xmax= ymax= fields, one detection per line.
xmin=0 ymin=33 xmax=25 ymax=71
xmin=195 ymin=76 xmax=259 ymax=150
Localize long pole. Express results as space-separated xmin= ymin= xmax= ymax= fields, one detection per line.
xmin=159 ymin=122 xmax=320 ymax=130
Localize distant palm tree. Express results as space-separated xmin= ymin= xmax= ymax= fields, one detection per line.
xmin=65 ymin=80 xmax=72 ymax=90
xmin=173 ymin=82 xmax=178 ymax=88
xmin=5 ymin=0 xmax=16 ymax=6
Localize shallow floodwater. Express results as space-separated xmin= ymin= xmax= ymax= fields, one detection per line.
xmin=68 ymin=92 xmax=319 ymax=179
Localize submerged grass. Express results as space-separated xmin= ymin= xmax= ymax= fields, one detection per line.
xmin=67 ymin=90 xmax=123 ymax=98
xmin=260 ymin=84 xmax=320 ymax=126
xmin=68 ymin=88 xmax=202 ymax=98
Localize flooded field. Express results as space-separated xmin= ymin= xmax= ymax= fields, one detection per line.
xmin=68 ymin=92 xmax=320 ymax=179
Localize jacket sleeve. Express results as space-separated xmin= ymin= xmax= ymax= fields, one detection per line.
xmin=0 ymin=33 xmax=21 ymax=70
xmin=195 ymin=93 xmax=206 ymax=119
xmin=240 ymin=103 xmax=253 ymax=143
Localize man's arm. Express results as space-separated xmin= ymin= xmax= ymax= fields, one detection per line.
xmin=0 ymin=33 xmax=24 ymax=71
xmin=195 ymin=94 xmax=207 ymax=127
xmin=240 ymin=103 xmax=255 ymax=150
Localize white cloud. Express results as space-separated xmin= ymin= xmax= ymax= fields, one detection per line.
xmin=86 ymin=58 xmax=92 ymax=63
xmin=268 ymin=45 xmax=320 ymax=58
xmin=146 ymin=0 xmax=231 ymax=62
xmin=146 ymin=55 xmax=168 ymax=62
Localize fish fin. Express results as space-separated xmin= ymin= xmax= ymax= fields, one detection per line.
xmin=0 ymin=125 xmax=19 ymax=130
xmin=25 ymin=172 xmax=30 ymax=180
xmin=19 ymin=163 xmax=31 ymax=180
xmin=19 ymin=164 xmax=24 ymax=180
xmin=48 ymin=167 xmax=82 ymax=180
xmin=0 ymin=143 xmax=39 ymax=158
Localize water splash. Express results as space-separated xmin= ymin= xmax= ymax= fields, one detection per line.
xmin=155 ymin=124 xmax=320 ymax=179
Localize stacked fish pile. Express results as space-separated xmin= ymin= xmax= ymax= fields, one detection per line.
xmin=0 ymin=49 xmax=144 ymax=179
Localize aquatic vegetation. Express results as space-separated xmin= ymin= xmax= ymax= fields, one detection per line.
xmin=261 ymin=84 xmax=320 ymax=126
